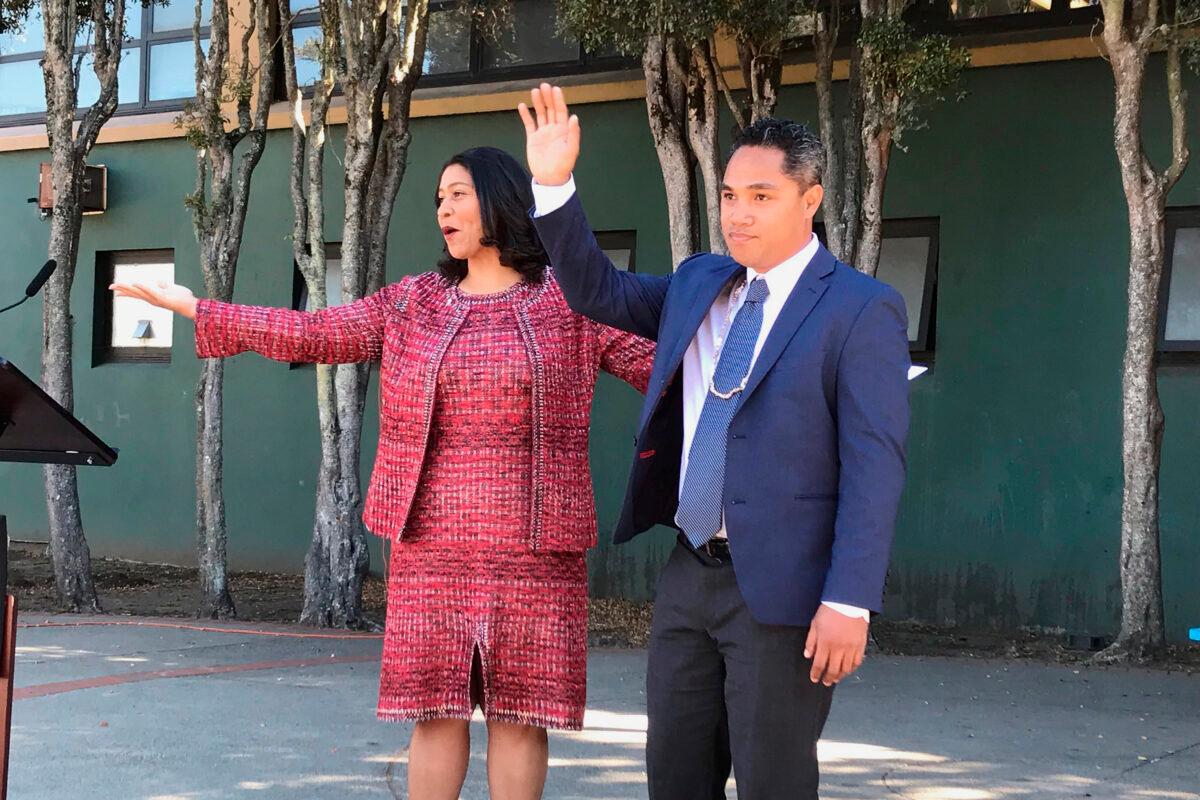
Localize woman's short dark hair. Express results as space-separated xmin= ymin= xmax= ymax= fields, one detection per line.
xmin=436 ymin=146 xmax=549 ymax=284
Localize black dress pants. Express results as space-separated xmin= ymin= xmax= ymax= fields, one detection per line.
xmin=646 ymin=539 xmax=835 ymax=800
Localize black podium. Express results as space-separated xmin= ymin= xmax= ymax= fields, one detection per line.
xmin=0 ymin=356 xmax=117 ymax=798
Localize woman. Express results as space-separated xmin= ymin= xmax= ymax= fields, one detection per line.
xmin=112 ymin=147 xmax=655 ymax=800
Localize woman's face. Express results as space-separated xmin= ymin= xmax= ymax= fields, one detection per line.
xmin=437 ymin=164 xmax=486 ymax=261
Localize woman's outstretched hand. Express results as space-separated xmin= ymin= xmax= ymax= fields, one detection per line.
xmin=110 ymin=280 xmax=199 ymax=320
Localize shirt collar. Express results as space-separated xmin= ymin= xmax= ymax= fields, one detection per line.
xmin=744 ymin=232 xmax=819 ymax=301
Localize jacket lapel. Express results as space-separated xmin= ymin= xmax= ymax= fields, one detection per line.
xmin=660 ymin=258 xmax=744 ymax=381
xmin=738 ymin=245 xmax=836 ymax=405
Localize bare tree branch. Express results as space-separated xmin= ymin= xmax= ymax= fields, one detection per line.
xmin=710 ymin=35 xmax=747 ymax=128
xmin=366 ymin=0 xmax=429 ymax=291
xmin=1163 ymin=37 xmax=1189 ymax=193
xmin=814 ymin=4 xmax=845 ymax=260
xmin=337 ymin=0 xmax=357 ymax=70
xmin=1142 ymin=0 xmax=1160 ymax=45
xmin=77 ymin=0 xmax=126 ymax=153
xmin=279 ymin=0 xmax=310 ymax=268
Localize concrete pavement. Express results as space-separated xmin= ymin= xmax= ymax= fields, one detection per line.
xmin=8 ymin=615 xmax=1199 ymax=799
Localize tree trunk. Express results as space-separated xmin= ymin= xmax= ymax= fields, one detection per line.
xmin=302 ymin=365 xmax=372 ymax=627
xmin=37 ymin=0 xmax=128 ymax=612
xmin=294 ymin=47 xmax=369 ymax=630
xmin=814 ymin=8 xmax=847 ymax=262
xmin=1096 ymin=29 xmax=1185 ymax=661
xmin=279 ymin=0 xmax=337 ymax=625
xmin=190 ymin=0 xmax=237 ymax=618
xmin=301 ymin=358 xmax=370 ymax=628
xmin=300 ymin=84 xmax=377 ymax=626
xmin=643 ymin=35 xmax=700 ymax=265
xmin=303 ymin=95 xmax=372 ymax=623
xmin=688 ymin=40 xmax=726 ymax=256
xmin=297 ymin=0 xmax=425 ymax=628
xmin=365 ymin=0 xmax=428 ymax=289
xmin=856 ymin=117 xmax=892 ymax=277
xmin=855 ymin=0 xmax=898 ymax=277
xmin=43 ymin=185 xmax=99 ymax=612
xmin=842 ymin=46 xmax=865 ymax=266
xmin=195 ymin=357 xmax=234 ymax=616
xmin=737 ymin=38 xmax=781 ymax=124
xmin=297 ymin=9 xmax=378 ymax=629
xmin=187 ymin=0 xmax=272 ymax=617
xmin=814 ymin=6 xmax=866 ymax=268
xmin=1111 ymin=195 xmax=1167 ymax=661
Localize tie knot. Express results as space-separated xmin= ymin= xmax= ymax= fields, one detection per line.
xmin=745 ymin=278 xmax=769 ymax=304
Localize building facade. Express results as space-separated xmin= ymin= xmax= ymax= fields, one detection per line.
xmin=0 ymin=0 xmax=1197 ymax=641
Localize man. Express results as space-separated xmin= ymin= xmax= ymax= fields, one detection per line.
xmin=519 ymin=84 xmax=910 ymax=799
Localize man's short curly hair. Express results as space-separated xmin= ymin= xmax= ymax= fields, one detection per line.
xmin=729 ymin=118 xmax=825 ymax=187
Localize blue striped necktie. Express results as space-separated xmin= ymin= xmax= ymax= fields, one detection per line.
xmin=676 ymin=277 xmax=769 ymax=548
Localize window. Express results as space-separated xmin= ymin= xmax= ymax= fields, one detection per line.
xmin=949 ymin=0 xmax=1053 ymax=19
xmin=1159 ymin=208 xmax=1200 ymax=353
xmin=947 ymin=0 xmax=1097 ymax=20
xmin=0 ymin=0 xmax=211 ymax=125
xmin=285 ymin=0 xmax=632 ymax=94
xmin=424 ymin=5 xmax=474 ymax=76
xmin=785 ymin=0 xmax=1099 ymax=55
xmin=595 ymin=230 xmax=637 ymax=272
xmin=93 ymin=250 xmax=175 ymax=365
xmin=813 ymin=219 xmax=938 ymax=357
xmin=290 ymin=22 xmax=326 ymax=87
xmin=876 ymin=219 xmax=938 ymax=357
xmin=478 ymin=0 xmax=580 ymax=71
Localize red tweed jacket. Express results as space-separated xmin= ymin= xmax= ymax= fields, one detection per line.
xmin=193 ymin=270 xmax=655 ymax=552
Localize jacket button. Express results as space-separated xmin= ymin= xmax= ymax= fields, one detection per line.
xmin=730 ymin=434 xmax=745 ymax=440
xmin=729 ymin=499 xmax=745 ymax=506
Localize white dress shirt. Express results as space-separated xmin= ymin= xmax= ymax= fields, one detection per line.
xmin=533 ymin=177 xmax=869 ymax=622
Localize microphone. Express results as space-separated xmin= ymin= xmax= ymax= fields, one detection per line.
xmin=1 ymin=259 xmax=58 ymax=315
xmin=25 ymin=259 xmax=56 ymax=298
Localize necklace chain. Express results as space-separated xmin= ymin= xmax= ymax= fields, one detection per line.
xmin=708 ymin=277 xmax=759 ymax=400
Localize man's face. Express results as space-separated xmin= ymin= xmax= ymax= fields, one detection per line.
xmin=720 ymin=145 xmax=823 ymax=272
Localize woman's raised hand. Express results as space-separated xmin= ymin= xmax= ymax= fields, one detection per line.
xmin=110 ymin=280 xmax=199 ymax=320
xmin=518 ymin=83 xmax=580 ymax=188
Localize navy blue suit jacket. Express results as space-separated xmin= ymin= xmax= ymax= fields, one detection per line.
xmin=535 ymin=194 xmax=910 ymax=626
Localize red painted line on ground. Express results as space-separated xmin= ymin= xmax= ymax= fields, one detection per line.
xmin=13 ymin=653 xmax=381 ymax=701
xmin=18 ymin=619 xmax=384 ymax=640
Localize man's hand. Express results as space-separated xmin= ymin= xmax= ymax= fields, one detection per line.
xmin=518 ymin=82 xmax=580 ymax=187
xmin=805 ymin=604 xmax=869 ymax=686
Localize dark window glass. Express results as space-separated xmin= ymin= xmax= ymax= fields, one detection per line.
xmin=1160 ymin=208 xmax=1200 ymax=352
xmin=814 ymin=218 xmax=938 ymax=355
xmin=594 ymin=230 xmax=637 ymax=272
xmin=479 ymin=0 xmax=579 ymax=71
xmin=425 ymin=7 xmax=473 ymax=75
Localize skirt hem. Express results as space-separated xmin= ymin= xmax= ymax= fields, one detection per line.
xmin=376 ymin=704 xmax=583 ymax=731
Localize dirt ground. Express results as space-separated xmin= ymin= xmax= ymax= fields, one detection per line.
xmin=10 ymin=546 xmax=1200 ymax=669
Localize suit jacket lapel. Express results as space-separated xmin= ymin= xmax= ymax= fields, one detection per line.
xmin=738 ymin=245 xmax=836 ymax=404
xmin=660 ymin=258 xmax=743 ymax=381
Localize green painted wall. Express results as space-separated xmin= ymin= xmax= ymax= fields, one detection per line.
xmin=1 ymin=55 xmax=1197 ymax=641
